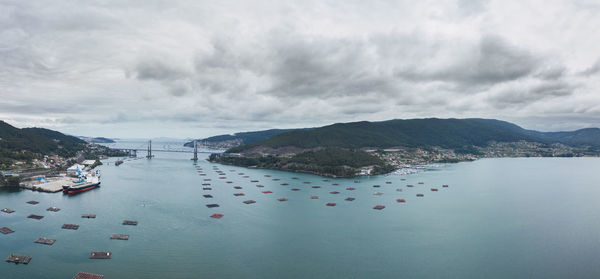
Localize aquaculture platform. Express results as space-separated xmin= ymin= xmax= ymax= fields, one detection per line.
xmin=73 ymin=272 xmax=104 ymax=279
xmin=110 ymin=234 xmax=129 ymax=240
xmin=62 ymin=224 xmax=80 ymax=230
xmin=89 ymin=251 xmax=111 ymax=259
xmin=34 ymin=237 xmax=56 ymax=245
xmin=122 ymin=220 xmax=138 ymax=226
xmin=6 ymin=254 xmax=31 ymax=264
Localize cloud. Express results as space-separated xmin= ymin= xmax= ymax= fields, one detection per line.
xmin=579 ymin=58 xmax=600 ymax=76
xmin=0 ymin=0 xmax=599 ymax=138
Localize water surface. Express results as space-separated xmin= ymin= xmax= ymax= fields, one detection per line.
xmin=2 ymin=152 xmax=600 ymax=278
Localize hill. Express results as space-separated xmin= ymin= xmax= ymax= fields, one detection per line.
xmin=228 ymin=118 xmax=600 ymax=153
xmin=0 ymin=121 xmax=126 ymax=169
xmin=0 ymin=121 xmax=87 ymax=165
xmin=184 ymin=129 xmax=296 ymax=148
xmin=210 ymin=118 xmax=600 ymax=177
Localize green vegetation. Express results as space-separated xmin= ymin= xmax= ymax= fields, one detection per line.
xmin=0 ymin=121 xmax=86 ymax=164
xmin=211 ymin=147 xmax=391 ymax=177
xmin=211 ymin=118 xmax=600 ymax=177
xmin=0 ymin=175 xmax=21 ymax=187
xmin=228 ymin=118 xmax=600 ymax=153
xmin=0 ymin=121 xmax=128 ymax=168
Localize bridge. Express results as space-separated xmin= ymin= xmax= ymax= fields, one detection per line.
xmin=111 ymin=140 xmax=210 ymax=159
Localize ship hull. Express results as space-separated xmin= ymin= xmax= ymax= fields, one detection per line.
xmin=65 ymin=182 xmax=101 ymax=195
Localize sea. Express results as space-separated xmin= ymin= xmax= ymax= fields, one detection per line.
xmin=1 ymin=140 xmax=600 ymax=278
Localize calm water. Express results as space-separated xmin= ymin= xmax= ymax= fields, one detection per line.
xmin=2 ymin=151 xmax=600 ymax=278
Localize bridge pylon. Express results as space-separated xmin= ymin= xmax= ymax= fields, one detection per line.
xmin=146 ymin=140 xmax=154 ymax=159
xmin=191 ymin=141 xmax=198 ymax=161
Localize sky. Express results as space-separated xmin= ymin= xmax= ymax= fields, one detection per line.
xmin=1 ymin=0 xmax=599 ymax=138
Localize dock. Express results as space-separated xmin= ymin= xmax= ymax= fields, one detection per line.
xmin=89 ymin=251 xmax=111 ymax=259
xmin=73 ymin=272 xmax=104 ymax=279
xmin=110 ymin=234 xmax=129 ymax=240
xmin=34 ymin=237 xmax=56 ymax=245
xmin=1 ymin=227 xmax=15 ymax=234
xmin=21 ymin=176 xmax=77 ymax=193
xmin=6 ymin=254 xmax=31 ymax=264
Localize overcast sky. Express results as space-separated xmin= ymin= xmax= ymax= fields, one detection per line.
xmin=1 ymin=0 xmax=599 ymax=138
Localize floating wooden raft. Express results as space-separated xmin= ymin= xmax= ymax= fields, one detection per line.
xmin=345 ymin=197 xmax=355 ymax=201
xmin=326 ymin=203 xmax=336 ymax=206
xmin=110 ymin=234 xmax=129 ymax=240
xmin=122 ymin=220 xmax=138 ymax=226
xmin=373 ymin=205 xmax=386 ymax=210
xmin=243 ymin=200 xmax=256 ymax=204
xmin=396 ymin=199 xmax=406 ymax=203
xmin=1 ymin=208 xmax=15 ymax=213
xmin=416 ymin=194 xmax=424 ymax=197
xmin=234 ymin=186 xmax=242 ymax=189
xmin=291 ymin=188 xmax=300 ymax=191
xmin=312 ymin=186 xmax=321 ymax=188
xmin=47 ymin=207 xmax=60 ymax=212
xmin=6 ymin=254 xmax=31 ymax=264
xmin=330 ymin=191 xmax=340 ymax=194
xmin=206 ymin=204 xmax=219 ymax=208
xmin=203 ymin=194 xmax=213 ymax=198
xmin=203 ymin=187 xmax=212 ymax=190
xmin=373 ymin=185 xmax=380 ymax=188
xmin=1 ymin=227 xmax=15 ymax=234
xmin=73 ymin=271 xmax=104 ymax=279
xmin=28 ymin=214 xmax=44 ymax=220
xmin=34 ymin=237 xmax=56 ymax=245
xmin=210 ymin=213 xmax=224 ymax=219
xmin=233 ymin=193 xmax=245 ymax=196
xmin=311 ymin=196 xmax=319 ymax=199
xmin=89 ymin=251 xmax=111 ymax=259
xmin=396 ymin=188 xmax=403 ymax=192
xmin=26 ymin=200 xmax=39 ymax=205
xmin=62 ymin=224 xmax=80 ymax=230
xmin=277 ymin=198 xmax=288 ymax=202
xmin=82 ymin=214 xmax=96 ymax=218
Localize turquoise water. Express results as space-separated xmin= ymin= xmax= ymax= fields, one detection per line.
xmin=2 ymin=153 xmax=600 ymax=278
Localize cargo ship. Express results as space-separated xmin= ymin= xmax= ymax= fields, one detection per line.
xmin=62 ymin=181 xmax=101 ymax=195
xmin=62 ymin=166 xmax=101 ymax=195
